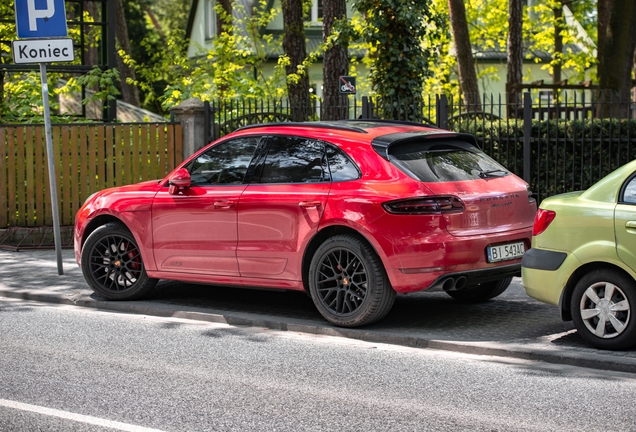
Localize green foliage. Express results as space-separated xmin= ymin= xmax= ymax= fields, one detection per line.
xmin=59 ymin=66 xmax=122 ymax=104
xmin=351 ymin=0 xmax=444 ymax=102
xmin=134 ymin=0 xmax=286 ymax=112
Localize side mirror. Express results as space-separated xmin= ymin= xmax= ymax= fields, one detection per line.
xmin=168 ymin=168 xmax=191 ymax=195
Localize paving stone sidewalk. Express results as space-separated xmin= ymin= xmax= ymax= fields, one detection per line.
xmin=1 ymin=249 xmax=636 ymax=373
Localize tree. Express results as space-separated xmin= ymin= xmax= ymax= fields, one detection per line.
xmin=448 ymin=0 xmax=480 ymax=110
xmin=352 ymin=0 xmax=441 ymax=119
xmin=596 ymin=0 xmax=636 ymax=117
xmin=281 ymin=0 xmax=311 ymax=121
xmin=506 ymin=0 xmax=523 ymax=110
xmin=321 ymin=0 xmax=349 ymax=120
xmin=115 ymin=0 xmax=141 ymax=107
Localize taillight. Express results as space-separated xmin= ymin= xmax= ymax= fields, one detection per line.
xmin=383 ymin=196 xmax=464 ymax=215
xmin=533 ymin=208 xmax=556 ymax=236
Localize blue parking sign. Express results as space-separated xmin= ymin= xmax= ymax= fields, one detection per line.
xmin=15 ymin=0 xmax=68 ymax=38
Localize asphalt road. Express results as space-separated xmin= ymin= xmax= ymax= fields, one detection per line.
xmin=2 ymin=299 xmax=636 ymax=432
xmin=1 ymin=249 xmax=636 ymax=374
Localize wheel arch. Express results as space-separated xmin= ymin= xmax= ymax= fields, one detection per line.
xmin=560 ymin=262 xmax=635 ymax=321
xmin=81 ymin=214 xmax=130 ymax=249
xmin=301 ymin=225 xmax=383 ymax=295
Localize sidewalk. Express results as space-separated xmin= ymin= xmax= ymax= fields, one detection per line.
xmin=2 ymin=249 xmax=636 ymax=373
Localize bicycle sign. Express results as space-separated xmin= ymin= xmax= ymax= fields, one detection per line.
xmin=339 ymin=76 xmax=356 ymax=94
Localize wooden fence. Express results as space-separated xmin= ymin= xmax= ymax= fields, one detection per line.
xmin=1 ymin=122 xmax=183 ymax=228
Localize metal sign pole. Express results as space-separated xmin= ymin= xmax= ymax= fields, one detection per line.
xmin=39 ymin=62 xmax=63 ymax=275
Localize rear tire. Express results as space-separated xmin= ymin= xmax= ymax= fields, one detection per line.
xmin=446 ymin=277 xmax=512 ymax=303
xmin=570 ymin=269 xmax=636 ymax=350
xmin=308 ymin=234 xmax=395 ymax=327
xmin=81 ymin=223 xmax=158 ymax=300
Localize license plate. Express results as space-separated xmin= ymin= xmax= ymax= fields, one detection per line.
xmin=487 ymin=241 xmax=525 ymax=263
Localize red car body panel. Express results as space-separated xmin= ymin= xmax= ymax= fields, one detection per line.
xmin=151 ymin=184 xmax=246 ymax=276
xmin=237 ymin=182 xmax=330 ymax=280
xmin=75 ymin=122 xmax=536 ymax=297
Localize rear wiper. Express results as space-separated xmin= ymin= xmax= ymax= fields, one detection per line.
xmin=478 ymin=169 xmax=509 ymax=178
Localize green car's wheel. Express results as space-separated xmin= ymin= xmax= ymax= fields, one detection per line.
xmin=571 ymin=269 xmax=636 ymax=350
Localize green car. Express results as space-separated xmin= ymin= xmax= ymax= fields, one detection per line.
xmin=522 ymin=160 xmax=636 ymax=350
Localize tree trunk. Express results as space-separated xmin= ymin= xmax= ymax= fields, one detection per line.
xmin=321 ymin=0 xmax=349 ymax=120
xmin=553 ymin=1 xmax=563 ymax=84
xmin=115 ymin=0 xmax=141 ymax=107
xmin=448 ymin=0 xmax=480 ymax=110
xmin=84 ymin=1 xmax=100 ymax=66
xmin=506 ymin=0 xmax=523 ymax=113
xmin=596 ymin=0 xmax=636 ymax=118
xmin=281 ymin=0 xmax=311 ymax=121
xmin=216 ymin=0 xmax=232 ymax=36
xmin=597 ymin=0 xmax=612 ymax=70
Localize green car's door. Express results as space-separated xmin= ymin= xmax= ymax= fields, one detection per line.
xmin=615 ymin=174 xmax=636 ymax=272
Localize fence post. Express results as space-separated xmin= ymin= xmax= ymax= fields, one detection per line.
xmin=170 ymin=98 xmax=206 ymax=158
xmin=361 ymin=96 xmax=370 ymax=119
xmin=523 ymin=92 xmax=532 ymax=184
xmin=436 ymin=94 xmax=449 ymax=129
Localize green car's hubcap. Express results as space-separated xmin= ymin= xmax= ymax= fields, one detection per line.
xmin=580 ymin=282 xmax=630 ymax=339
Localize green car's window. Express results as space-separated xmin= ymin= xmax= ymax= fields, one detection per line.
xmin=623 ymin=176 xmax=636 ymax=204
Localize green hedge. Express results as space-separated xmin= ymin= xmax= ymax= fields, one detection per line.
xmin=453 ymin=118 xmax=636 ymax=201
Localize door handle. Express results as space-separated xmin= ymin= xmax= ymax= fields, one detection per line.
xmin=299 ymin=201 xmax=322 ymax=209
xmin=626 ymin=221 xmax=636 ymax=230
xmin=214 ymin=201 xmax=235 ymax=209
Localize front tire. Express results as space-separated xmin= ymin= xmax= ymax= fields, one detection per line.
xmin=308 ymin=234 xmax=395 ymax=327
xmin=571 ymin=269 xmax=636 ymax=350
xmin=446 ymin=277 xmax=512 ymax=303
xmin=81 ymin=223 xmax=158 ymax=300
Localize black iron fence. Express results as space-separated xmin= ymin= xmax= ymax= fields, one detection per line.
xmin=203 ymin=92 xmax=636 ymax=202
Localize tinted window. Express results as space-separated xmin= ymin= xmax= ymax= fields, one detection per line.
xmin=326 ymin=144 xmax=360 ymax=181
xmin=623 ymin=176 xmax=636 ymax=203
xmin=188 ymin=136 xmax=260 ymax=186
xmin=259 ymin=136 xmax=327 ymax=183
xmin=388 ymin=140 xmax=508 ymax=182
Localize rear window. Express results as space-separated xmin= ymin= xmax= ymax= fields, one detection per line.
xmin=387 ymin=140 xmax=509 ymax=182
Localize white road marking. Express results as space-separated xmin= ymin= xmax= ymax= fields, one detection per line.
xmin=0 ymin=398 xmax=166 ymax=432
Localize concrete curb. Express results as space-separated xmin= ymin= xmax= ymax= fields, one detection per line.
xmin=3 ymin=287 xmax=636 ymax=374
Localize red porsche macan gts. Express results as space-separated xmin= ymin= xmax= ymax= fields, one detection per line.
xmin=74 ymin=120 xmax=536 ymax=327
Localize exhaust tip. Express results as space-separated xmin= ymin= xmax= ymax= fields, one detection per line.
xmin=454 ymin=276 xmax=467 ymax=290
xmin=442 ymin=278 xmax=455 ymax=291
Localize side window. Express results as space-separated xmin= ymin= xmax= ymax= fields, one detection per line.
xmin=188 ymin=136 xmax=260 ymax=186
xmin=326 ymin=144 xmax=360 ymax=181
xmin=259 ymin=137 xmax=328 ymax=184
xmin=623 ymin=176 xmax=636 ymax=204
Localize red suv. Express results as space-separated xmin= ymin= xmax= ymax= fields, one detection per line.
xmin=75 ymin=120 xmax=536 ymax=327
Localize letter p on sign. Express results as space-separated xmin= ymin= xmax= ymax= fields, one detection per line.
xmin=15 ymin=0 xmax=68 ymax=38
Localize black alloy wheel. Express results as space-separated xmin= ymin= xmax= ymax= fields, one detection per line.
xmin=81 ymin=223 xmax=157 ymax=300
xmin=308 ymin=234 xmax=395 ymax=327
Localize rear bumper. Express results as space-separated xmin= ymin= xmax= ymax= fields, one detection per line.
xmin=426 ymin=263 xmax=521 ymax=292
xmin=377 ymin=226 xmax=531 ymax=293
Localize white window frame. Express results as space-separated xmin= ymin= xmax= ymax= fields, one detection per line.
xmin=306 ymin=0 xmax=322 ymax=25
xmin=205 ymin=0 xmax=217 ymax=40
